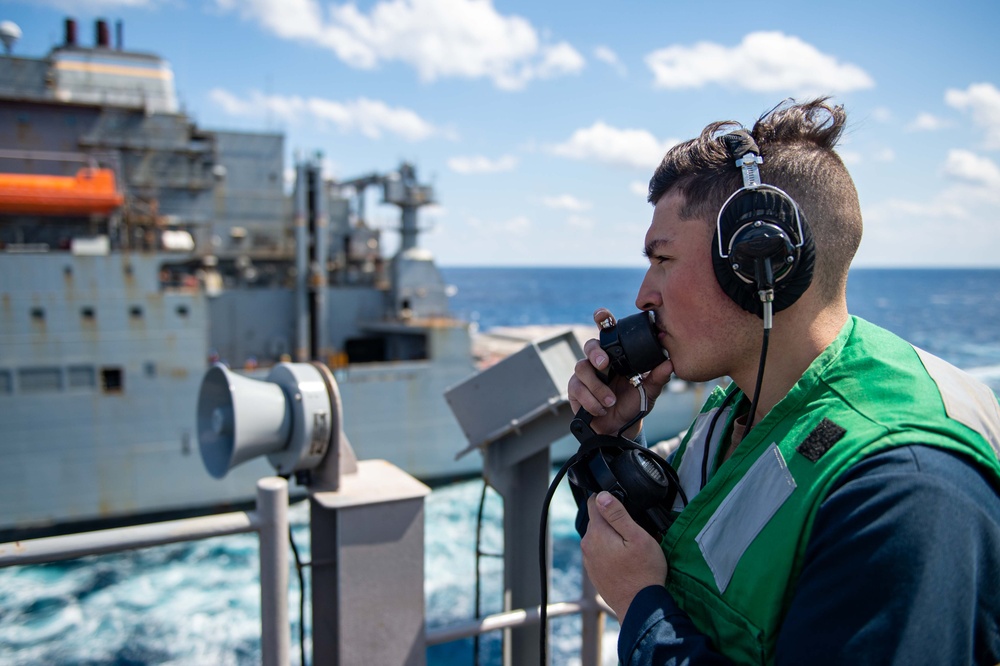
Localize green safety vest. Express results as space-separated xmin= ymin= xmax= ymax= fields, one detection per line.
xmin=662 ymin=316 xmax=1000 ymax=664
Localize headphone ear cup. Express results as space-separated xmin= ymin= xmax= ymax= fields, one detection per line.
xmin=713 ymin=187 xmax=815 ymax=317
xmin=608 ymin=449 xmax=672 ymax=506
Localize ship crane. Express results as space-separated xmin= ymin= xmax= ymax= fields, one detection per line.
xmin=333 ymin=161 xmax=435 ymax=255
xmin=291 ymin=159 xmax=445 ymax=366
xmin=381 ymin=162 xmax=435 ymax=254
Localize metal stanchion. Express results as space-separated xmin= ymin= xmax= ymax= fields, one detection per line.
xmin=256 ymin=477 xmax=290 ymax=666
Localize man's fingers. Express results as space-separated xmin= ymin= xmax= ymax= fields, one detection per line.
xmin=574 ymin=358 xmax=617 ymax=411
xmin=569 ymin=337 xmax=617 ymax=417
xmin=595 ymin=491 xmax=627 ymax=521
xmin=592 ymin=308 xmax=614 ymax=327
xmin=583 ymin=337 xmax=609 ymax=374
xmin=594 ymin=491 xmax=649 ymax=542
xmin=568 ymin=372 xmax=605 ymax=416
xmin=643 ymin=357 xmax=675 ymax=395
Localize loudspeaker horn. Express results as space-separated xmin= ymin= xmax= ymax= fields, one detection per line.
xmin=197 ymin=362 xmax=341 ymax=480
xmin=197 ymin=363 xmax=292 ymax=479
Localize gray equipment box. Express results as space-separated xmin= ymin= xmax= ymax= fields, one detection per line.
xmin=445 ymin=330 xmax=584 ymax=452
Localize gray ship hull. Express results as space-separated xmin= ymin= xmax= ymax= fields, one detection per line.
xmin=0 ymin=252 xmax=491 ymax=537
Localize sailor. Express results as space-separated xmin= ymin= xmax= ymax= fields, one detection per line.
xmin=568 ymin=98 xmax=1000 ymax=664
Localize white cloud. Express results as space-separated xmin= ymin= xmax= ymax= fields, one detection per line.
xmin=943 ymin=149 xmax=1000 ymax=188
xmin=566 ymin=215 xmax=595 ymax=230
xmin=312 ymin=98 xmax=437 ymax=139
xmin=629 ymin=181 xmax=648 ymax=197
xmin=873 ymin=148 xmax=896 ymax=162
xmin=837 ymin=149 xmax=862 ymax=165
xmin=214 ymin=0 xmax=584 ymax=90
xmin=502 ymin=215 xmax=531 ymax=234
xmin=871 ymin=107 xmax=893 ymax=123
xmin=905 ymin=112 xmax=951 ymax=132
xmin=857 ymin=151 xmax=1000 ymax=266
xmin=645 ymin=31 xmax=874 ymax=95
xmin=542 ymin=194 xmax=591 ymax=211
xmin=209 ymin=88 xmax=438 ymax=140
xmin=864 ymin=197 xmax=969 ymax=223
xmin=447 ymin=154 xmax=518 ymax=174
xmin=548 ymin=121 xmax=676 ymax=169
xmin=594 ymin=45 xmax=627 ymax=76
xmin=534 ymin=42 xmax=586 ymax=80
xmin=945 ymin=82 xmax=1000 ymax=149
xmin=33 ymin=0 xmax=153 ymax=9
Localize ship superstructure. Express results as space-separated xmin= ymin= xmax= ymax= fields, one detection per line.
xmin=0 ymin=18 xmax=480 ymax=539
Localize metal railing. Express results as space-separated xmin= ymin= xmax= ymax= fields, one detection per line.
xmin=427 ymin=573 xmax=610 ymax=666
xmin=0 ymin=475 xmax=609 ymax=665
xmin=0 ymin=477 xmax=290 ymax=666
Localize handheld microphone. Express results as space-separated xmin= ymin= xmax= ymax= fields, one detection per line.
xmin=566 ymin=310 xmax=682 ymax=540
xmin=539 ymin=311 xmax=682 ymax=665
xmin=598 ymin=310 xmax=669 ymax=383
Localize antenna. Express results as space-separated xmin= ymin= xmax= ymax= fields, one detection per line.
xmin=0 ymin=21 xmax=22 ymax=55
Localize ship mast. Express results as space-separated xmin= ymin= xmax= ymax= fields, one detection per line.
xmin=381 ymin=162 xmax=435 ymax=255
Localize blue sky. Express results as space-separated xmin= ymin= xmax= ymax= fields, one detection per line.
xmin=4 ymin=0 xmax=999 ymax=268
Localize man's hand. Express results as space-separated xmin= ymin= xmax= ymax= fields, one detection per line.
xmin=567 ymin=308 xmax=674 ymax=436
xmin=580 ymin=491 xmax=668 ymax=620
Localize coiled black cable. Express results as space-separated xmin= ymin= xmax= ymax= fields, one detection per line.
xmin=288 ymin=524 xmax=308 ymax=666
xmin=472 ymin=480 xmax=503 ymax=665
xmin=538 ymin=451 xmax=586 ymax=666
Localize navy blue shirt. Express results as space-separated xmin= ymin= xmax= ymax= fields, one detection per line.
xmin=615 ymin=445 xmax=1000 ymax=665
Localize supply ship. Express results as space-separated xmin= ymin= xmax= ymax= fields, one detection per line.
xmin=0 ymin=18 xmax=701 ymax=540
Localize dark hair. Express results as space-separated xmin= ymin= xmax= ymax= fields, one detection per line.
xmin=647 ymin=98 xmax=862 ymax=302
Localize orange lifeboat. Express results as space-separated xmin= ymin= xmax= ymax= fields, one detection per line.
xmin=0 ymin=167 xmax=125 ymax=216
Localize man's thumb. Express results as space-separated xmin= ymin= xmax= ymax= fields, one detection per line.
xmin=596 ymin=492 xmax=653 ymax=544
xmin=595 ymin=491 xmax=638 ymax=535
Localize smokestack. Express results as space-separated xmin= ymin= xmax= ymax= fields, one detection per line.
xmin=115 ymin=20 xmax=123 ymax=50
xmin=64 ymin=18 xmax=77 ymax=47
xmin=95 ymin=19 xmax=109 ymax=48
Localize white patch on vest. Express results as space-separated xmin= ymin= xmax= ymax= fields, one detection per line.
xmin=672 ymin=405 xmax=733 ymax=511
xmin=695 ymin=443 xmax=796 ymax=594
xmin=914 ymin=347 xmax=1000 ymax=459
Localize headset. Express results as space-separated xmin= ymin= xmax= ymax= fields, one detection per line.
xmin=709 ymin=129 xmax=816 ymax=444
xmin=712 ymin=129 xmax=815 ymax=326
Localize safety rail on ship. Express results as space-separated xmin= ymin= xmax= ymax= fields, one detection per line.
xmin=0 ymin=476 xmax=609 ymax=666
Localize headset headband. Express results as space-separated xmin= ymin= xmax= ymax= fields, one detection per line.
xmin=715 ymin=130 xmax=807 ymax=265
xmin=711 ymin=129 xmax=815 ymax=319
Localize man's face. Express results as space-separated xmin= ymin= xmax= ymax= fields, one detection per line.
xmin=636 ymin=191 xmax=756 ymax=383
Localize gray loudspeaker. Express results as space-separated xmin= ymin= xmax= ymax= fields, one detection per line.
xmin=197 ymin=362 xmax=338 ymax=479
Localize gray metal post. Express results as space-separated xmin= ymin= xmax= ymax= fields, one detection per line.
xmin=311 ymin=162 xmax=329 ymax=361
xmin=310 ymin=459 xmax=430 ymax=665
xmin=445 ymin=330 xmax=587 ymax=666
xmin=293 ymin=161 xmax=309 ymax=361
xmin=579 ymin=571 xmax=605 ymax=666
xmin=482 ymin=405 xmax=576 ymax=666
xmin=257 ymin=476 xmax=290 ymax=666
xmin=486 ymin=443 xmax=550 ymax=666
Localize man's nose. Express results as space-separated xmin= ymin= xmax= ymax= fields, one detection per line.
xmin=636 ymin=270 xmax=662 ymax=311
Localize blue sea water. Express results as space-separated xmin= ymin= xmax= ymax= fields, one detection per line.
xmin=443 ymin=266 xmax=1000 ymax=393
xmin=1 ymin=267 xmax=998 ymax=665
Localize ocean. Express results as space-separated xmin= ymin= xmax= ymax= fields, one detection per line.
xmin=443 ymin=266 xmax=1000 ymax=393
xmin=1 ymin=267 xmax=998 ymax=665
